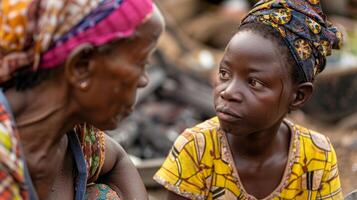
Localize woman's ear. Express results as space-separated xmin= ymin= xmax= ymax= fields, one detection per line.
xmin=64 ymin=44 xmax=95 ymax=91
xmin=290 ymin=82 xmax=314 ymax=111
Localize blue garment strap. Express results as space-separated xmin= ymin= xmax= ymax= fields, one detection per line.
xmin=68 ymin=132 xmax=88 ymax=200
xmin=0 ymin=90 xmax=39 ymax=200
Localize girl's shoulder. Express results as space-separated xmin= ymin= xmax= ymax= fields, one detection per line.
xmin=287 ymin=120 xmax=332 ymax=153
xmin=172 ymin=117 xmax=222 ymax=163
xmin=281 ymin=120 xmax=341 ymax=198
xmin=188 ymin=116 xmax=221 ymax=135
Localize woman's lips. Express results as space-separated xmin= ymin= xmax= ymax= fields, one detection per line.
xmin=123 ymin=107 xmax=134 ymax=117
xmin=113 ymin=107 xmax=133 ymax=122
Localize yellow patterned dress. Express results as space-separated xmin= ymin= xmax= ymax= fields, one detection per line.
xmin=154 ymin=117 xmax=342 ymax=200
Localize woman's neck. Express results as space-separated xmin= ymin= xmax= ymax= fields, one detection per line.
xmin=227 ymin=119 xmax=290 ymax=161
xmin=5 ymin=82 xmax=79 ymax=156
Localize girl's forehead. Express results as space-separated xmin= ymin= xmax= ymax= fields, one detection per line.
xmin=227 ymin=32 xmax=279 ymax=59
xmin=222 ymin=34 xmax=290 ymax=78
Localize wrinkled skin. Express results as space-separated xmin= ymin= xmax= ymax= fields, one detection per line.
xmin=7 ymin=5 xmax=164 ymax=200
xmin=72 ymin=25 xmax=162 ymax=130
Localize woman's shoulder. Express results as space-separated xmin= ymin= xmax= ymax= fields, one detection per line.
xmin=73 ymin=124 xmax=105 ymax=183
xmin=0 ymin=104 xmax=27 ymax=198
xmin=0 ymin=105 xmax=18 ymax=153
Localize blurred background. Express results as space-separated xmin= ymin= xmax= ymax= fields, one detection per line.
xmin=107 ymin=0 xmax=357 ymax=198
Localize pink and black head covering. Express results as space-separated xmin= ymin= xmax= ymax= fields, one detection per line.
xmin=241 ymin=0 xmax=343 ymax=82
xmin=0 ymin=0 xmax=153 ymax=82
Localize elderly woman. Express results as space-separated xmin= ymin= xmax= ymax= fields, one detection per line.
xmin=0 ymin=0 xmax=164 ymax=199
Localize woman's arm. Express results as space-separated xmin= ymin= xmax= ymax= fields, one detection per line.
xmin=97 ymin=134 xmax=147 ymax=199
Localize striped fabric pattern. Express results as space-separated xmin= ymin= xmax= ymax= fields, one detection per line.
xmin=0 ymin=105 xmax=27 ymax=199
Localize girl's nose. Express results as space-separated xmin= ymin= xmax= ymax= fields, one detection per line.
xmin=220 ymin=81 xmax=244 ymax=103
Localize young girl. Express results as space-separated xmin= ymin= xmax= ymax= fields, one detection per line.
xmin=154 ymin=0 xmax=343 ymax=199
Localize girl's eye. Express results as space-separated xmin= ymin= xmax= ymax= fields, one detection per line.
xmin=219 ymin=69 xmax=231 ymax=80
xmin=248 ymin=78 xmax=265 ymax=89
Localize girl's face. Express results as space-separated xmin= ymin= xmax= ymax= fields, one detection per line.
xmin=214 ymin=31 xmax=295 ymax=136
xmin=75 ymin=9 xmax=164 ymax=130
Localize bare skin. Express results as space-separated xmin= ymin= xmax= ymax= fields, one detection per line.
xmin=167 ymin=31 xmax=313 ymax=199
xmin=6 ymin=6 xmax=164 ymax=200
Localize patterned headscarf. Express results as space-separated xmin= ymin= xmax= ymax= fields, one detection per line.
xmin=0 ymin=0 xmax=153 ymax=82
xmin=241 ymin=0 xmax=343 ymax=82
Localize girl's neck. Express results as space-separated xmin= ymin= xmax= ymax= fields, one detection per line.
xmin=227 ymin=119 xmax=291 ymax=161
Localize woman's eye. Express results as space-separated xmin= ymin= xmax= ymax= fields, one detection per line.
xmin=249 ymin=78 xmax=265 ymax=89
xmin=142 ymin=63 xmax=149 ymax=69
xmin=137 ymin=60 xmax=149 ymax=69
xmin=219 ymin=69 xmax=231 ymax=80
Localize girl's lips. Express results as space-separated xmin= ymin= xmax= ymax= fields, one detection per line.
xmin=216 ymin=108 xmax=242 ymax=122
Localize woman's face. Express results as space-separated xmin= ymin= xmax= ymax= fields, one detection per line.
xmin=76 ymin=9 xmax=164 ymax=130
xmin=213 ymin=31 xmax=295 ymax=136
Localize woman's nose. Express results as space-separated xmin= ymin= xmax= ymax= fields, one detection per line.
xmin=138 ymin=71 xmax=149 ymax=88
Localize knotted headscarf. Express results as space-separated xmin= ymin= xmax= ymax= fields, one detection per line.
xmin=241 ymin=0 xmax=343 ymax=82
xmin=0 ymin=0 xmax=153 ymax=82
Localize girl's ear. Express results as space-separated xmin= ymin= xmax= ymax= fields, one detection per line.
xmin=290 ymin=82 xmax=314 ymax=111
